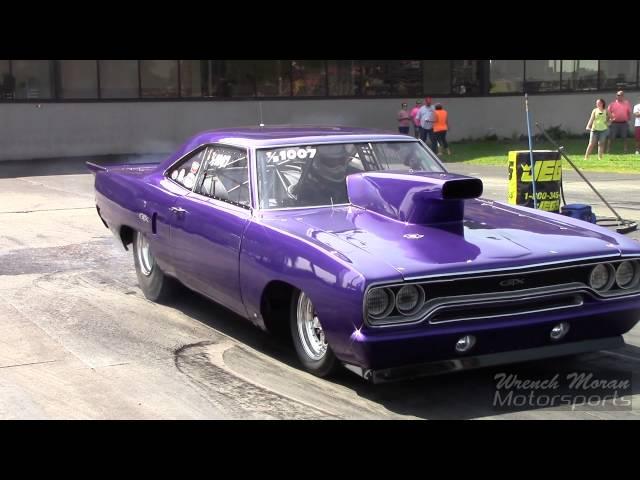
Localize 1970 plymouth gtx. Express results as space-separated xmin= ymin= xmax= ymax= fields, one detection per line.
xmin=89 ymin=126 xmax=640 ymax=382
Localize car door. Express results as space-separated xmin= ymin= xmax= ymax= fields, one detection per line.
xmin=168 ymin=144 xmax=252 ymax=317
xmin=140 ymin=178 xmax=185 ymax=278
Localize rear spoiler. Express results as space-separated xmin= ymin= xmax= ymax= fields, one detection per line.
xmin=86 ymin=162 xmax=108 ymax=175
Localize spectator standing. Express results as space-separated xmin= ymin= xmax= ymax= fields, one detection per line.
xmin=585 ymin=98 xmax=610 ymax=161
xmin=416 ymin=97 xmax=437 ymax=152
xmin=634 ymin=95 xmax=640 ymax=155
xmin=607 ymin=90 xmax=632 ymax=153
xmin=433 ymin=104 xmax=451 ymax=156
xmin=410 ymin=100 xmax=422 ymax=138
xmin=397 ymin=102 xmax=411 ymax=134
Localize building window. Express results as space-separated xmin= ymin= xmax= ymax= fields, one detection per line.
xmin=599 ymin=60 xmax=637 ymax=90
xmin=206 ymin=61 xmax=254 ymax=97
xmin=328 ymin=60 xmax=361 ymax=96
xmin=292 ymin=60 xmax=327 ymax=96
xmin=140 ymin=60 xmax=178 ymax=98
xmin=524 ymin=60 xmax=562 ymax=92
xmin=12 ymin=60 xmax=53 ymax=99
xmin=452 ymin=60 xmax=481 ymax=95
xmin=489 ymin=60 xmax=523 ymax=94
xmin=99 ymin=60 xmax=139 ymax=98
xmin=422 ymin=60 xmax=450 ymax=95
xmin=389 ymin=60 xmax=421 ymax=97
xmin=0 ymin=60 xmax=13 ymax=99
xmin=58 ymin=60 xmax=98 ymax=99
xmin=562 ymin=60 xmax=598 ymax=91
xmin=255 ymin=61 xmax=291 ymax=97
xmin=362 ymin=61 xmax=392 ymax=96
xmin=207 ymin=61 xmax=225 ymax=97
xmin=208 ymin=61 xmax=256 ymax=98
xmin=180 ymin=60 xmax=205 ymax=97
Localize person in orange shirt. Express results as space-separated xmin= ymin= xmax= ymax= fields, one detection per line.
xmin=433 ymin=103 xmax=451 ymax=156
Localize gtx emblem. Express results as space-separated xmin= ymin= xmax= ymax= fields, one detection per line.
xmin=500 ymin=278 xmax=525 ymax=287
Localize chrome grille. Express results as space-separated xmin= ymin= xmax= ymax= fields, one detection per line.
xmin=427 ymin=290 xmax=584 ymax=324
xmin=364 ymin=257 xmax=640 ymax=327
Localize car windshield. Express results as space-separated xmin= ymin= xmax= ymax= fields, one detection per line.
xmin=256 ymin=141 xmax=445 ymax=209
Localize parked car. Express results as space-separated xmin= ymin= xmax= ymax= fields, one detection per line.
xmin=89 ymin=126 xmax=640 ymax=382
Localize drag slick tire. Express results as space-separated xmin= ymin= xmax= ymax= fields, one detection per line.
xmin=290 ymin=289 xmax=339 ymax=378
xmin=132 ymin=230 xmax=175 ymax=302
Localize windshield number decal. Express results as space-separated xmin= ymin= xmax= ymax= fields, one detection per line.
xmin=266 ymin=147 xmax=317 ymax=164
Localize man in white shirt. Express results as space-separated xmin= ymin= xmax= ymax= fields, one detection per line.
xmin=634 ymin=96 xmax=640 ymax=155
xmin=416 ymin=97 xmax=437 ymax=152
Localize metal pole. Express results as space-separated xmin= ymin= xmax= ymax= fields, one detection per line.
xmin=536 ymin=122 xmax=624 ymax=223
xmin=525 ymin=94 xmax=538 ymax=209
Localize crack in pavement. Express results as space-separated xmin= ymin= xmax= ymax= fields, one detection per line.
xmin=0 ymin=359 xmax=61 ymax=370
xmin=15 ymin=176 xmax=95 ymax=198
xmin=0 ymin=297 xmax=96 ymax=370
xmin=0 ymin=207 xmax=94 ymax=214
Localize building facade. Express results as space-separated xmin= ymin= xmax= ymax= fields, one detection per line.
xmin=0 ymin=60 xmax=637 ymax=160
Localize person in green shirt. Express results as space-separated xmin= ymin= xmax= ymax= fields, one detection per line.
xmin=585 ymin=98 xmax=610 ymax=160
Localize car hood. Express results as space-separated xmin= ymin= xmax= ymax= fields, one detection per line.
xmin=258 ymin=200 xmax=640 ymax=280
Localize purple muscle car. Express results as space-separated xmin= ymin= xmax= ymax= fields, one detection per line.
xmin=88 ymin=126 xmax=640 ymax=382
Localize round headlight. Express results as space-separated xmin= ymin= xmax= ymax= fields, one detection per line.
xmin=616 ymin=261 xmax=639 ymax=289
xmin=395 ymin=285 xmax=425 ymax=316
xmin=366 ymin=288 xmax=394 ymax=319
xmin=589 ymin=263 xmax=614 ymax=291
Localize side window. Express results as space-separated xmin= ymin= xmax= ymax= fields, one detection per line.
xmin=373 ymin=142 xmax=441 ymax=171
xmin=167 ymin=147 xmax=207 ymax=190
xmin=194 ymin=145 xmax=250 ymax=208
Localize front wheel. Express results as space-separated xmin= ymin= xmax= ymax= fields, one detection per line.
xmin=132 ymin=230 xmax=175 ymax=302
xmin=290 ymin=290 xmax=339 ymax=378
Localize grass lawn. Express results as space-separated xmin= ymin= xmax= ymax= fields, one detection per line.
xmin=444 ymin=137 xmax=640 ymax=174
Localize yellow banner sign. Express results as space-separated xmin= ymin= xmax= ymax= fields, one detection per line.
xmin=508 ymin=150 xmax=562 ymax=212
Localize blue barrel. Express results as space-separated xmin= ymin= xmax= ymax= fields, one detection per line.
xmin=561 ymin=204 xmax=597 ymax=223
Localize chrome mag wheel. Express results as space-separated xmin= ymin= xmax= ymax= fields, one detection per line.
xmin=296 ymin=292 xmax=328 ymax=361
xmin=135 ymin=232 xmax=154 ymax=276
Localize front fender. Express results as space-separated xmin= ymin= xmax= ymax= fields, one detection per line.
xmin=239 ymin=221 xmax=375 ymax=364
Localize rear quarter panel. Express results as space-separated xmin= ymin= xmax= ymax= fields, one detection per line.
xmin=94 ymin=165 xmax=186 ymax=275
xmin=94 ymin=168 xmax=148 ymax=243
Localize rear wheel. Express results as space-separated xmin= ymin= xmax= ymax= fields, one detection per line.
xmin=290 ymin=290 xmax=339 ymax=377
xmin=132 ymin=230 xmax=175 ymax=302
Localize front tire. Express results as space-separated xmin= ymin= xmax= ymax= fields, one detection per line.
xmin=132 ymin=230 xmax=175 ymax=302
xmin=290 ymin=290 xmax=339 ymax=378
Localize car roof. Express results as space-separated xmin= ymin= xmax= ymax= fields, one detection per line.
xmin=187 ymin=125 xmax=416 ymax=148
